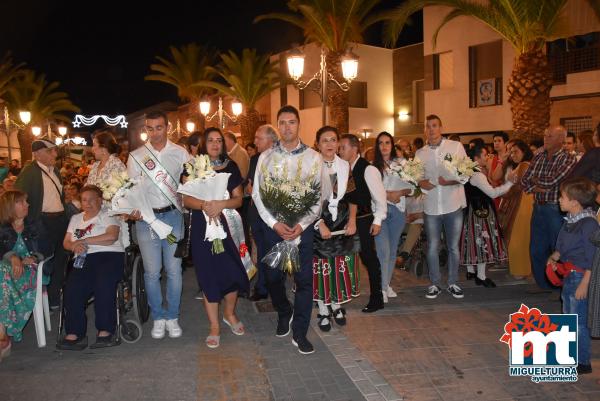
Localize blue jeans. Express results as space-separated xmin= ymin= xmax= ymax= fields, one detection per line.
xmin=375 ymin=205 xmax=406 ymax=291
xmin=136 ymin=209 xmax=184 ymax=320
xmin=424 ymin=208 xmax=463 ymax=287
xmin=562 ymin=271 xmax=591 ymax=366
xmin=530 ymin=204 xmax=564 ymax=289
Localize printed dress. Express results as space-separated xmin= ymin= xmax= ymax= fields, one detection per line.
xmin=460 ymin=178 xmax=508 ymax=265
xmin=0 ymin=233 xmax=38 ymax=341
xmin=313 ymin=162 xmax=360 ymax=305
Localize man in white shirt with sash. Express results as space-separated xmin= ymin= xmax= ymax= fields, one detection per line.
xmin=127 ymin=110 xmax=189 ymax=339
xmin=417 ymin=114 xmax=467 ymax=300
xmin=252 ymin=105 xmax=327 ymax=355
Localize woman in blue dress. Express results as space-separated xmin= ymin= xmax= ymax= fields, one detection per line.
xmin=0 ymin=190 xmax=45 ymax=361
xmin=182 ymin=128 xmax=249 ymax=349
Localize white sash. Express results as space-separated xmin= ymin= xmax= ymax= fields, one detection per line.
xmin=223 ymin=208 xmax=257 ymax=280
xmin=327 ymin=155 xmax=349 ymax=222
xmin=130 ymin=144 xmax=183 ymax=213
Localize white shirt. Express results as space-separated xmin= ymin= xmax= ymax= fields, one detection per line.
xmin=350 ymin=156 xmax=387 ymax=226
xmin=416 ymin=139 xmax=467 ymax=216
xmin=252 ymin=140 xmax=329 ymax=231
xmin=67 ymin=210 xmax=124 ymax=254
xmin=37 ymin=161 xmax=64 ymax=213
xmin=469 ymin=171 xmax=513 ymax=198
xmin=127 ymin=140 xmax=190 ymax=209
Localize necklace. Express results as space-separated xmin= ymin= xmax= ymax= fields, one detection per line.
xmin=324 ymin=160 xmax=334 ymax=168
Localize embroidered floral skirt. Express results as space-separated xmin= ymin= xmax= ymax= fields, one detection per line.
xmin=459 ymin=204 xmax=508 ymax=266
xmin=312 ymin=254 xmax=360 ymax=305
xmin=0 ymin=261 xmax=37 ymax=341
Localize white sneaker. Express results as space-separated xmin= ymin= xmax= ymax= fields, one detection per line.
xmin=166 ymin=319 xmax=182 ymax=338
xmin=387 ymin=287 xmax=397 ymax=298
xmin=151 ymin=319 xmax=166 ymax=339
xmin=383 ymin=291 xmax=389 ymax=304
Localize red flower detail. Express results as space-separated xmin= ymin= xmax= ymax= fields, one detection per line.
xmin=499 ymin=304 xmax=558 ymax=357
xmin=239 ymin=243 xmax=248 ymax=257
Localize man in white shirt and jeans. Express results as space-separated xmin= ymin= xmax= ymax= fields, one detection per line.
xmin=127 ymin=111 xmax=190 ymax=339
xmin=417 ymin=115 xmax=467 ymax=299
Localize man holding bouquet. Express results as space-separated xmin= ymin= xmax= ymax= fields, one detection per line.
xmin=417 ymin=114 xmax=467 ymax=299
xmin=127 ymin=111 xmax=190 ymax=340
xmin=252 ymin=105 xmax=328 ymax=355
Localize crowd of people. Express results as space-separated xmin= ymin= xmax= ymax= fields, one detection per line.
xmin=0 ymin=106 xmax=599 ymax=372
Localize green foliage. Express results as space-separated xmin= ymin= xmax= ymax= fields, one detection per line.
xmin=146 ymin=43 xmax=219 ymax=102
xmin=0 ymin=52 xmax=24 ymax=100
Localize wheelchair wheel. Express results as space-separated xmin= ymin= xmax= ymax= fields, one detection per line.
xmin=120 ymin=319 xmax=143 ymax=343
xmin=132 ymin=254 xmax=150 ymax=323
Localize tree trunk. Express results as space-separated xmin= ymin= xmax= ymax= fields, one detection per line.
xmin=326 ymin=51 xmax=349 ymax=133
xmin=17 ymin=129 xmax=33 ymax=163
xmin=507 ymin=50 xmax=553 ymax=143
xmin=238 ymin=108 xmax=260 ymax=146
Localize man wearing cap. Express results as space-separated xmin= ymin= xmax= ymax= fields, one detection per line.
xmin=15 ymin=138 xmax=68 ymax=308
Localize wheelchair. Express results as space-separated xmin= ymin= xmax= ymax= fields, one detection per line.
xmin=56 ymin=222 xmax=149 ymax=345
xmin=397 ymin=226 xmax=448 ymax=278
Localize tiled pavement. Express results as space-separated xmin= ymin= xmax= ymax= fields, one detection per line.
xmin=2 ymin=266 xmax=600 ymax=401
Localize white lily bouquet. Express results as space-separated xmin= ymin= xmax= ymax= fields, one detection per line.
xmin=389 ymin=157 xmax=427 ymax=197
xmin=177 ymin=155 xmax=229 ymax=254
xmin=99 ymin=171 xmax=176 ymax=243
xmin=441 ymin=153 xmax=480 ymax=184
xmin=259 ymin=155 xmax=321 ymax=274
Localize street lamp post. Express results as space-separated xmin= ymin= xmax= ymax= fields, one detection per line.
xmin=199 ymin=97 xmax=242 ymax=130
xmin=286 ymin=47 xmax=359 ymax=126
xmin=0 ymin=106 xmax=31 ymax=161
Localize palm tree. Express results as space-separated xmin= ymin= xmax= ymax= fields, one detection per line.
xmin=193 ymin=48 xmax=280 ymax=145
xmin=0 ymin=52 xmax=24 ymax=100
xmin=383 ymin=0 xmax=600 ymax=141
xmin=5 ymin=70 xmax=80 ymax=161
xmin=255 ymin=0 xmax=383 ymax=133
xmin=146 ymin=43 xmax=218 ymax=131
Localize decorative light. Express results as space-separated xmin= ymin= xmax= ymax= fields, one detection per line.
xmin=199 ymin=100 xmax=211 ymax=116
xmin=62 ymin=137 xmax=87 ymax=146
xmin=186 ymin=121 xmax=196 ymax=133
xmin=72 ymin=114 xmax=128 ymax=128
xmin=140 ymin=132 xmax=148 ymax=141
xmin=398 ymin=110 xmax=410 ymax=121
xmin=32 ymin=126 xmax=41 ymax=137
xmin=341 ymin=49 xmax=359 ymax=82
xmin=287 ymin=48 xmax=305 ymax=81
xmin=58 ymin=126 xmax=68 ymax=136
xmin=55 ymin=137 xmax=63 ymax=145
xmin=19 ymin=111 xmax=31 ymax=124
xmin=231 ymin=100 xmax=243 ymax=117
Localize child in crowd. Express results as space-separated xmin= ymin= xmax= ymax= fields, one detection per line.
xmin=548 ymin=177 xmax=599 ymax=375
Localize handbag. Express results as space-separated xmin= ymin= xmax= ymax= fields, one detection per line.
xmin=174 ymin=212 xmax=192 ymax=259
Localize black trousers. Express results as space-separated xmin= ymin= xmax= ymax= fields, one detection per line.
xmin=259 ymin=219 xmax=314 ymax=339
xmin=40 ymin=213 xmax=68 ymax=306
xmin=64 ymin=252 xmax=124 ymax=337
xmin=357 ymin=215 xmax=383 ymax=305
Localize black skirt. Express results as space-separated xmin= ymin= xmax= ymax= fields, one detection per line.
xmin=313 ymin=200 xmax=360 ymax=259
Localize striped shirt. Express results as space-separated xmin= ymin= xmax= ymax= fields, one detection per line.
xmin=520 ymin=149 xmax=576 ymax=204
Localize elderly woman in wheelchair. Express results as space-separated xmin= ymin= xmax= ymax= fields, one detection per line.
xmin=57 ymin=185 xmax=124 ymax=351
xmin=0 ymin=190 xmax=45 ymax=362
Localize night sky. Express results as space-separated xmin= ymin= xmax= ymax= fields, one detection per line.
xmin=1 ymin=0 xmax=422 ymax=116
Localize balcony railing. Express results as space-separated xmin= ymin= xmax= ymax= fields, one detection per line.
xmin=549 ymin=45 xmax=600 ymax=84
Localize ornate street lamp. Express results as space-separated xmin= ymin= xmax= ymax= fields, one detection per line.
xmin=199 ymin=97 xmax=242 ymax=130
xmin=0 ymin=106 xmax=32 ymax=160
xmin=287 ymin=47 xmax=359 ymax=125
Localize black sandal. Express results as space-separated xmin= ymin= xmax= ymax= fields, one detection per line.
xmin=332 ymin=308 xmax=347 ymax=326
xmin=90 ymin=334 xmax=120 ymax=349
xmin=56 ymin=336 xmax=88 ymax=351
xmin=317 ymin=314 xmax=331 ymax=332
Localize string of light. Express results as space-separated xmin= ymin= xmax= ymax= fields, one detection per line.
xmin=72 ymin=115 xmax=128 ymax=128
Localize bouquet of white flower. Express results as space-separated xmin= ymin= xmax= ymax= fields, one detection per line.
xmin=259 ymin=155 xmax=321 ymax=274
xmin=389 ymin=157 xmax=427 ymax=197
xmin=177 ymin=155 xmax=229 ymax=254
xmin=441 ymin=153 xmax=480 ymax=184
xmin=99 ymin=171 xmax=176 ymax=242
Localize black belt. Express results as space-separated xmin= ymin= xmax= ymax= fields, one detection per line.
xmin=152 ymin=204 xmax=176 ymax=214
xmin=41 ymin=211 xmax=65 ymax=217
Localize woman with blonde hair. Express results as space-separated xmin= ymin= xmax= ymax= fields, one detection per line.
xmin=0 ymin=190 xmax=45 ymax=361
